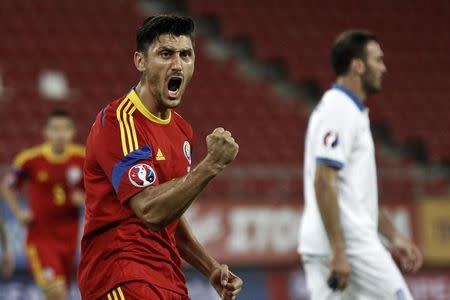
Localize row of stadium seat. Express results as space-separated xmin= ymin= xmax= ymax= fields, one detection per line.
xmin=0 ymin=0 xmax=447 ymax=202
xmin=187 ymin=0 xmax=450 ymax=162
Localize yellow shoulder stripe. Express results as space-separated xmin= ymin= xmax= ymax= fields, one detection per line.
xmin=12 ymin=145 xmax=44 ymax=168
xmin=68 ymin=144 xmax=85 ymax=157
xmin=117 ymin=286 xmax=125 ymax=300
xmin=117 ymin=98 xmax=139 ymax=156
xmin=107 ymin=287 xmax=125 ymax=300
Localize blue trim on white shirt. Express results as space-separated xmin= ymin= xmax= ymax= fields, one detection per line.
xmin=316 ymin=157 xmax=344 ymax=169
xmin=111 ymin=145 xmax=152 ymax=193
xmin=332 ymin=83 xmax=366 ymax=111
xmin=395 ymin=289 xmax=406 ymax=300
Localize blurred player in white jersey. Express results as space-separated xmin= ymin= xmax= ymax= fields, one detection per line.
xmin=298 ymin=30 xmax=423 ymax=299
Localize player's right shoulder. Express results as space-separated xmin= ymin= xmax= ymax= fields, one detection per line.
xmin=12 ymin=144 xmax=45 ymax=168
xmin=88 ymin=94 xmax=141 ymax=158
xmin=96 ymin=96 xmax=128 ymax=129
xmin=318 ymin=89 xmax=358 ymax=117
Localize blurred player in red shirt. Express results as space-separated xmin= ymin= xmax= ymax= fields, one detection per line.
xmin=78 ymin=15 xmax=243 ymax=300
xmin=1 ymin=109 xmax=85 ymax=300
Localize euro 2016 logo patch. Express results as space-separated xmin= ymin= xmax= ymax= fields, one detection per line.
xmin=128 ymin=164 xmax=156 ymax=187
xmin=183 ymin=141 xmax=191 ymax=165
xmin=323 ymin=131 xmax=339 ymax=148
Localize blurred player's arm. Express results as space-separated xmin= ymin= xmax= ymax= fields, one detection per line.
xmin=378 ymin=208 xmax=423 ymax=272
xmin=130 ymin=128 xmax=238 ymax=231
xmin=0 ymin=177 xmax=32 ymax=225
xmin=0 ymin=216 xmax=14 ymax=277
xmin=315 ymin=163 xmax=350 ymax=290
xmin=176 ymin=217 xmax=243 ymax=299
xmin=0 ymin=217 xmax=9 ymax=253
xmin=71 ymin=189 xmax=86 ymax=208
xmin=71 ymin=163 xmax=86 ymax=207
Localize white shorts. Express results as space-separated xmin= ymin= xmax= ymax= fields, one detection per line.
xmin=302 ymin=248 xmax=413 ymax=300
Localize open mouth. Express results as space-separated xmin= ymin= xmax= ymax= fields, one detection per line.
xmin=167 ymin=77 xmax=182 ymax=99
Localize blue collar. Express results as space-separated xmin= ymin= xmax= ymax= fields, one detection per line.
xmin=332 ymin=83 xmax=366 ymax=111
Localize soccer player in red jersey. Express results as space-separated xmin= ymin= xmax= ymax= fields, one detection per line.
xmin=78 ymin=15 xmax=243 ymax=300
xmin=1 ymin=109 xmax=85 ymax=300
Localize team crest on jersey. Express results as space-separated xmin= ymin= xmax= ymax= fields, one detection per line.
xmin=67 ymin=166 xmax=82 ymax=185
xmin=323 ymin=131 xmax=339 ymax=148
xmin=128 ymin=164 xmax=156 ymax=187
xmin=183 ymin=141 xmax=191 ymax=164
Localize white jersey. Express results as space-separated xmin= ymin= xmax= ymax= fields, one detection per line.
xmin=299 ymin=83 xmax=383 ymax=256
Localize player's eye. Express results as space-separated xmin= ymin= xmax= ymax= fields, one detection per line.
xmin=160 ymin=50 xmax=173 ymax=58
xmin=180 ymin=50 xmax=192 ymax=58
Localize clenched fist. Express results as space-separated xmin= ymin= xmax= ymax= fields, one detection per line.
xmin=205 ymin=128 xmax=239 ymax=170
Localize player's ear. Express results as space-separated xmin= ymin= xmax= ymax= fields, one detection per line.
xmin=351 ymin=58 xmax=365 ymax=75
xmin=134 ymin=51 xmax=146 ymax=72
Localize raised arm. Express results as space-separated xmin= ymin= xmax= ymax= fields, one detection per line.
xmin=129 ymin=128 xmax=238 ymax=231
xmin=315 ymin=163 xmax=350 ymax=290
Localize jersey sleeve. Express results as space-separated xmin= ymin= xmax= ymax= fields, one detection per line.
xmin=93 ymin=111 xmax=159 ymax=204
xmin=314 ymin=99 xmax=357 ymax=169
xmin=5 ymin=150 xmax=33 ymax=189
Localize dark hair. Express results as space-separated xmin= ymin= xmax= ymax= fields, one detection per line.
xmin=136 ymin=15 xmax=195 ymax=53
xmin=46 ymin=109 xmax=72 ymax=124
xmin=331 ymin=30 xmax=377 ymax=76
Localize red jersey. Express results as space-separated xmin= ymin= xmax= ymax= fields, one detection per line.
xmin=78 ymin=89 xmax=193 ymax=299
xmin=9 ymin=143 xmax=85 ymax=244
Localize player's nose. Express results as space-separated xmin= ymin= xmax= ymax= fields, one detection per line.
xmin=171 ymin=54 xmax=183 ymax=71
xmin=381 ymin=62 xmax=387 ymax=73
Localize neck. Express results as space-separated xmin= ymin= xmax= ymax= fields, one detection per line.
xmin=135 ymin=80 xmax=170 ymax=120
xmin=50 ymin=144 xmax=66 ymax=155
xmin=336 ymin=76 xmax=366 ymax=102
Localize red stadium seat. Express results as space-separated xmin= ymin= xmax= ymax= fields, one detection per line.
xmin=187 ymin=0 xmax=450 ymax=163
xmin=0 ymin=0 xmax=447 ymax=203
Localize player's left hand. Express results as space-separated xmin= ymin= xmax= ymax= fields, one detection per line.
xmin=209 ymin=264 xmax=243 ymax=300
xmin=390 ymin=234 xmax=423 ymax=273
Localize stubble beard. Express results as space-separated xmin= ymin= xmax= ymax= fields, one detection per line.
xmin=362 ymin=71 xmax=381 ymax=96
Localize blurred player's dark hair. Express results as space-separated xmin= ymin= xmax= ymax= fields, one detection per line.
xmin=46 ymin=109 xmax=73 ymax=124
xmin=331 ymin=30 xmax=377 ymax=76
xmin=136 ymin=15 xmax=195 ymax=53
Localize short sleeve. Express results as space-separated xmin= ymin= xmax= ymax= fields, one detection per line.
xmin=314 ymin=100 xmax=357 ymax=169
xmin=3 ymin=167 xmax=27 ymax=189
xmin=92 ymin=116 xmax=159 ymax=204
xmin=5 ymin=152 xmax=31 ymax=188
